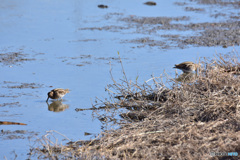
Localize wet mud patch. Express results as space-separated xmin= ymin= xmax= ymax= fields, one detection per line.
xmin=59 ymin=55 xmax=129 ymax=67
xmin=174 ymin=2 xmax=188 ymax=6
xmin=77 ymin=0 xmax=240 ymax=49
xmin=194 ymin=0 xmax=240 ymax=7
xmin=68 ymin=39 xmax=97 ymax=43
xmin=184 ymin=7 xmax=205 ymax=12
xmin=0 ymin=52 xmax=35 ymax=66
xmin=0 ymin=81 xmax=47 ymax=99
xmin=0 ymin=102 xmax=21 ymax=107
xmin=79 ymin=25 xmax=131 ymax=32
xmin=181 ymin=32 xmax=239 ymax=47
xmin=121 ymin=16 xmax=190 ymax=25
xmin=0 ymin=92 xmax=38 ymax=99
xmin=79 ymin=15 xmax=189 ymax=35
xmin=122 ymin=17 xmax=240 ymax=48
xmin=2 ymin=81 xmax=44 ymax=89
xmin=186 ymin=0 xmax=240 ymax=17
xmin=177 ymin=21 xmax=240 ymax=47
xmin=0 ymin=94 xmax=19 ymax=98
xmin=123 ymin=37 xmax=171 ymax=49
xmin=59 ymin=55 xmax=92 ymax=67
xmin=0 ymin=130 xmax=38 ymax=140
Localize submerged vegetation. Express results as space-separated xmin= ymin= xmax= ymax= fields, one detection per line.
xmin=31 ymin=51 xmax=240 ymax=159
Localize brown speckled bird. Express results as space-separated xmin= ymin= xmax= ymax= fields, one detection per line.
xmin=46 ymin=88 xmax=70 ymax=102
xmin=174 ymin=61 xmax=198 ymax=73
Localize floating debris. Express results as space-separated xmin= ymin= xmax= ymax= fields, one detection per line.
xmin=0 ymin=121 xmax=27 ymax=125
xmin=144 ymin=1 xmax=157 ymax=6
xmin=98 ymin=4 xmax=108 ymax=9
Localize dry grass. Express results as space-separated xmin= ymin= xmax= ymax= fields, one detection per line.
xmin=32 ymin=51 xmax=240 ymax=159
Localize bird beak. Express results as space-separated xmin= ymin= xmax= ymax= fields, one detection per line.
xmin=46 ymin=96 xmax=49 ymax=102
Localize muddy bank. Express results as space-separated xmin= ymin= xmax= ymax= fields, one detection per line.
xmin=121 ymin=16 xmax=240 ymax=48
xmin=0 ymin=130 xmax=37 ymax=140
xmin=80 ymin=16 xmax=240 ymax=49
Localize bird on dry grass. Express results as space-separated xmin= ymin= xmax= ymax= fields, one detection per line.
xmin=46 ymin=88 xmax=70 ymax=102
xmin=173 ymin=61 xmax=198 ymax=73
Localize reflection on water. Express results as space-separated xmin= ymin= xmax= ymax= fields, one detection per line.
xmin=175 ymin=72 xmax=197 ymax=83
xmin=47 ymin=101 xmax=69 ymax=112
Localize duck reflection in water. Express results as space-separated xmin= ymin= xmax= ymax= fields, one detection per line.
xmin=47 ymin=101 xmax=69 ymax=112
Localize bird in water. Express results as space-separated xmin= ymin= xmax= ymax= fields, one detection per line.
xmin=46 ymin=88 xmax=70 ymax=102
xmin=173 ymin=61 xmax=198 ymax=73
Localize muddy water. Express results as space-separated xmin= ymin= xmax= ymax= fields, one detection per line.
xmin=1 ymin=0 xmax=240 ymax=159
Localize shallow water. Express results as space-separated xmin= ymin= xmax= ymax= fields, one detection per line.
xmin=0 ymin=0 xmax=240 ymax=159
